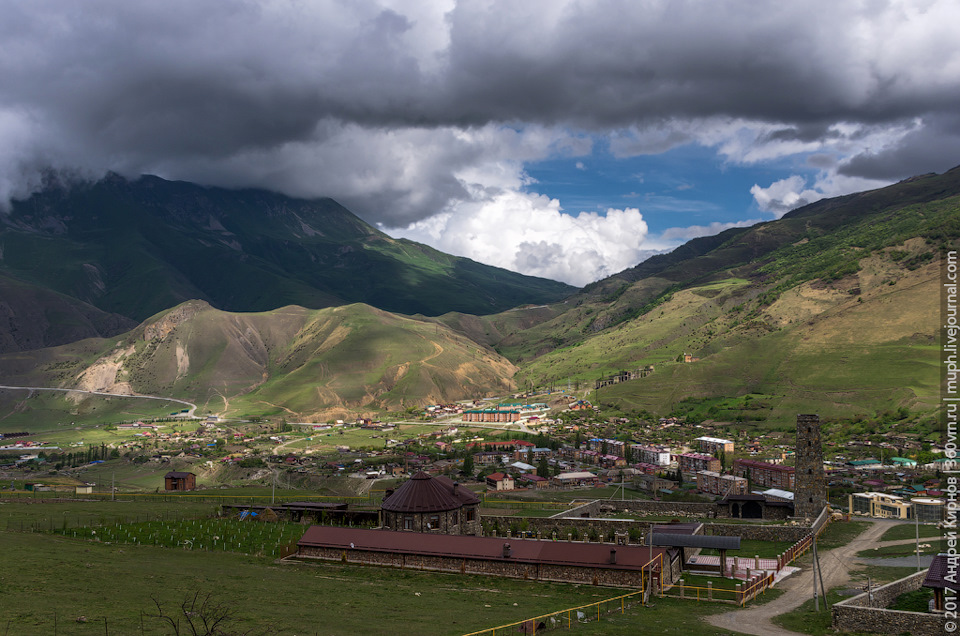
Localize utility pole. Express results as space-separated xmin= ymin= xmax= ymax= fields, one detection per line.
xmin=813 ymin=538 xmax=819 ymax=611
xmin=916 ymin=507 xmax=922 ymax=571
xmin=815 ymin=538 xmax=826 ymax=608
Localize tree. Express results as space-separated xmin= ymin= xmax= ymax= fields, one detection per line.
xmin=537 ymin=457 xmax=551 ymax=479
xmin=149 ymin=591 xmax=248 ymax=636
xmin=461 ymin=453 xmax=475 ymax=477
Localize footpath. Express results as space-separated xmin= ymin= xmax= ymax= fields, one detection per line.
xmin=706 ymin=520 xmax=903 ymax=636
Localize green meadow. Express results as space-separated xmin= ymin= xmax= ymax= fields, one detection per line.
xmin=2 ymin=529 xmax=741 ymax=636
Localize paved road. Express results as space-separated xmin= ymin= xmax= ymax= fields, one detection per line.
xmin=706 ymin=520 xmax=892 ymax=636
xmin=0 ymin=384 xmax=198 ymax=417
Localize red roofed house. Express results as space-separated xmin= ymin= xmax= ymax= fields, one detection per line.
xmin=485 ymin=472 xmax=515 ymax=491
xmin=519 ymin=474 xmax=549 ymax=490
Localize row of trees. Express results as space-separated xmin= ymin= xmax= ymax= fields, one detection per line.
xmin=44 ymin=444 xmax=119 ymax=469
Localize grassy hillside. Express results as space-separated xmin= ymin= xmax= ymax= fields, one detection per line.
xmin=0 ymin=300 xmax=517 ymax=426
xmin=0 ymin=272 xmax=136 ymax=352
xmin=509 ymin=242 xmax=941 ymax=427
xmin=495 ymin=168 xmax=960 ymax=365
xmin=497 ymin=169 xmax=958 ymax=427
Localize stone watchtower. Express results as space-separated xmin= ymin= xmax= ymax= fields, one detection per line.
xmin=794 ymin=414 xmax=827 ymax=518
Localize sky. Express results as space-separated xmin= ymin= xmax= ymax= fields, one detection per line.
xmin=1 ymin=1 xmax=959 ymax=286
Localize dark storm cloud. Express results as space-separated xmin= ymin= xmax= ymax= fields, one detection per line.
xmin=1 ymin=0 xmax=958 ymax=222
xmin=839 ymin=114 xmax=960 ymax=181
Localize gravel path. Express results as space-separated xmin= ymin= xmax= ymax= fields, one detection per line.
xmin=705 ymin=520 xmax=891 ymax=636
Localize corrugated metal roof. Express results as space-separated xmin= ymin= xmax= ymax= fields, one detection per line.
xmin=381 ymin=472 xmax=478 ymax=513
xmin=651 ymin=523 xmax=701 ymax=535
xmin=762 ymin=488 xmax=795 ymax=500
xmin=164 ymin=471 xmax=194 ymax=478
xmin=297 ymin=526 xmax=667 ymax=571
xmin=651 ymin=533 xmax=741 ymax=550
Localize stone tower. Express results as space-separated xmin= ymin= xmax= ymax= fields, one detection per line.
xmin=794 ymin=414 xmax=827 ymax=519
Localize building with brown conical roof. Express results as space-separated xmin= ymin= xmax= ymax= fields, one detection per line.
xmin=381 ymin=471 xmax=481 ymax=535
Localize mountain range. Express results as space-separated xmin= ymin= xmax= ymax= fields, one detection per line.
xmin=0 ymin=174 xmax=573 ymax=352
xmin=0 ymin=167 xmax=957 ymax=427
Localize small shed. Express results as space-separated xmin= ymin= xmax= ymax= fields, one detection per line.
xmin=923 ymin=553 xmax=951 ymax=611
xmin=164 ymin=471 xmax=197 ymax=491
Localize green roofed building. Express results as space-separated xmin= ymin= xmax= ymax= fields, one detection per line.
xmin=890 ymin=457 xmax=918 ymax=467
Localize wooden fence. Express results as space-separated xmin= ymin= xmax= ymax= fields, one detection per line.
xmin=462 ymin=553 xmax=663 ymax=636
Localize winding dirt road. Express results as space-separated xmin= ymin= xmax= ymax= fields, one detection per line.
xmin=706 ymin=520 xmax=899 ymax=635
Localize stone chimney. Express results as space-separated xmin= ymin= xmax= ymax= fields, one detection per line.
xmin=502 ymin=542 xmax=512 ymax=558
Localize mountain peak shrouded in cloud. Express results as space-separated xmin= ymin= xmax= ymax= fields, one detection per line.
xmin=1 ymin=1 xmax=958 ymax=285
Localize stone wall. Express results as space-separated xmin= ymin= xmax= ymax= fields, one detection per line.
xmin=483 ymin=515 xmax=646 ymax=543
xmin=832 ymin=571 xmax=945 ymax=636
xmin=614 ymin=500 xmax=719 ymax=518
xmin=484 ymin=514 xmax=815 ymax=544
xmin=550 ymin=500 xmax=602 ymax=519
xmin=382 ymin=505 xmax=479 ymax=535
xmin=701 ymin=523 xmax=813 ymax=542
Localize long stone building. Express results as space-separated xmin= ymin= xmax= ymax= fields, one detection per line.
xmin=294 ymin=526 xmax=676 ymax=590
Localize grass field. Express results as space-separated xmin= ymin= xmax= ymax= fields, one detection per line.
xmin=2 ymin=530 xmax=761 ymax=636
xmin=879 ymin=522 xmax=943 ymax=542
xmin=856 ymin=538 xmax=946 ymax=559
xmin=59 ymin=518 xmax=311 ymax=558
xmin=814 ymin=520 xmax=872 ymax=551
xmin=772 ymin=586 xmax=852 ymax=636
xmin=0 ymin=499 xmax=219 ymax=532
xmin=699 ymin=539 xmax=794 ymax=559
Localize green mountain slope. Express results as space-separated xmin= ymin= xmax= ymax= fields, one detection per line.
xmin=495 ymin=168 xmax=959 ymax=428
xmin=0 ymin=300 xmax=517 ymax=425
xmin=0 ymin=174 xmax=574 ymax=351
xmin=2 ymin=168 xmax=956 ymax=431
xmin=494 ymin=167 xmax=960 ymax=365
xmin=0 ymin=272 xmax=136 ymax=352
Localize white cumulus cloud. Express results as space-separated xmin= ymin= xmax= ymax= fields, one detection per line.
xmin=386 ymin=190 xmax=650 ymax=287
xmin=751 ymin=171 xmax=891 ymax=217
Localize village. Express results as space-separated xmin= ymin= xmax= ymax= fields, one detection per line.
xmin=0 ymin=389 xmax=951 ymax=635
xmin=3 ymin=391 xmax=951 ymax=525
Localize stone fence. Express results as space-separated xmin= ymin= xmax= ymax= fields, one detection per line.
xmin=483 ymin=515 xmax=646 ymax=543
xmin=832 ymin=571 xmax=945 ymax=636
xmin=701 ymin=523 xmax=812 ymax=543
xmin=484 ymin=512 xmax=816 ymax=544
xmin=550 ymin=500 xmax=602 ymax=519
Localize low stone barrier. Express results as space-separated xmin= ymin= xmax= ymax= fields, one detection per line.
xmin=831 ymin=571 xmax=945 ymax=636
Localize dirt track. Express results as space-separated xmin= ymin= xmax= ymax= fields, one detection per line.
xmin=705 ymin=520 xmax=895 ymax=635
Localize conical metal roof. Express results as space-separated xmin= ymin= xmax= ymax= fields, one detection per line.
xmin=381 ymin=471 xmax=478 ymax=513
